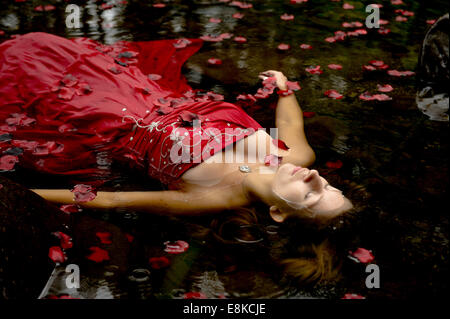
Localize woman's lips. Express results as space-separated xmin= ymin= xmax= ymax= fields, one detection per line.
xmin=291 ymin=166 xmax=307 ymax=176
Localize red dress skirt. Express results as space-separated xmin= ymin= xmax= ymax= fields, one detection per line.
xmin=0 ymin=33 xmax=262 ymax=188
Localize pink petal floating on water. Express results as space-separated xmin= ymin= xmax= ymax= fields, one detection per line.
xmin=395 ymin=16 xmax=408 ymax=22
xmin=299 ymin=43 xmax=312 ymax=49
xmin=343 ymin=295 xmax=364 ymax=300
xmin=324 ymin=89 xmax=343 ymax=99
xmin=354 ymin=28 xmax=367 ymax=35
xmin=281 ymin=13 xmax=294 ymax=21
xmin=220 ymin=32 xmax=233 ymax=39
xmin=303 ymin=111 xmax=316 ymax=118
xmin=391 ymin=0 xmax=404 ymax=4
xmin=49 ymin=246 xmax=66 ymax=263
xmin=0 ymin=155 xmax=19 ymax=171
xmin=153 ymin=3 xmax=166 ymax=8
xmin=232 ymin=12 xmax=245 ymax=19
xmin=71 ymin=184 xmax=97 ymax=203
xmin=53 ymin=231 xmax=73 ymax=249
xmin=378 ymin=28 xmax=391 ymax=35
xmin=100 ymin=3 xmax=114 ymax=10
xmin=96 ymin=232 xmax=112 ymax=244
xmin=334 ymin=30 xmax=347 ymax=41
xmin=35 ymin=5 xmax=55 ymax=12
xmin=377 ymin=84 xmax=394 ymax=92
xmin=343 ymin=3 xmax=354 ymax=9
xmin=379 ymin=19 xmax=389 ymax=25
xmin=207 ymin=58 xmax=222 ymax=65
xmin=164 ymin=240 xmax=189 ymax=254
xmin=387 ymin=70 xmax=415 ymax=77
xmin=305 ymin=65 xmax=323 ymax=74
xmin=369 ymin=60 xmax=388 ymax=68
xmin=229 ymin=1 xmax=253 ymax=9
xmin=370 ymin=4 xmax=383 ymax=8
xmin=290 ymin=0 xmax=308 ymax=3
xmin=209 ymin=18 xmax=222 ymax=23
xmin=277 ymin=43 xmax=291 ymax=50
xmin=183 ymin=292 xmax=208 ymax=299
xmin=60 ymin=204 xmax=81 ymax=214
xmin=359 ymin=92 xmax=375 ymax=101
xmin=372 ymin=94 xmax=392 ymax=101
xmin=325 ymin=37 xmax=336 ymax=43
xmin=426 ymin=19 xmax=436 ymax=25
xmin=342 ymin=21 xmax=363 ymax=28
xmin=363 ymin=65 xmax=377 ymax=71
xmin=234 ymin=36 xmax=247 ymax=43
xmin=348 ymin=248 xmax=375 ymax=263
xmin=86 ymin=246 xmax=110 ymax=263
xmin=200 ymin=35 xmax=223 ymax=42
xmin=328 ymin=64 xmax=343 ymax=70
xmin=149 ymin=256 xmax=170 ymax=269
xmin=264 ymin=154 xmax=283 ymax=167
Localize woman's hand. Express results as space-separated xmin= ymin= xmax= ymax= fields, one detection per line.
xmin=259 ymin=70 xmax=288 ymax=90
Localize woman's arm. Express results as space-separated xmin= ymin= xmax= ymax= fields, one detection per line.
xmin=31 ymin=187 xmax=246 ymax=216
xmin=260 ymin=70 xmax=316 ymax=166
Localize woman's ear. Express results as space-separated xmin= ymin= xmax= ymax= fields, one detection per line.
xmin=269 ymin=205 xmax=287 ymax=223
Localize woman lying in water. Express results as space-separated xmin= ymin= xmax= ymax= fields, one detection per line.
xmin=29 ymin=69 xmax=353 ymax=226
xmin=0 ymin=32 xmax=354 ymax=227
xmin=1 ymin=32 xmax=363 ymax=287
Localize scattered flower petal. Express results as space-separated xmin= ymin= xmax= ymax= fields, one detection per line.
xmin=387 ymin=70 xmax=415 ymax=77
xmin=377 ymin=84 xmax=394 ymax=92
xmin=328 ymin=64 xmax=343 ymax=70
xmin=303 ymin=111 xmax=316 ymax=118
xmin=71 ymin=184 xmax=97 ymax=202
xmin=281 ymin=13 xmax=294 ymax=21
xmin=0 ymin=155 xmax=19 ymax=171
xmin=60 ymin=204 xmax=81 ymax=214
xmin=86 ymin=246 xmax=110 ymax=263
xmin=325 ymin=159 xmax=343 ymax=169
xmin=209 ymin=18 xmax=222 ymax=23
xmin=348 ymin=248 xmax=375 ymax=263
xmin=272 ymin=139 xmax=289 ymax=150
xmin=96 ymin=232 xmax=112 ymax=244
xmin=342 ymin=293 xmax=366 ymax=299
xmin=149 ymin=256 xmax=170 ymax=269
xmin=49 ymin=246 xmax=66 ymax=263
xmin=264 ymin=154 xmax=283 ymax=167
xmin=164 ymin=240 xmax=189 ymax=254
xmin=343 ymin=3 xmax=354 ymax=9
xmin=207 ymin=58 xmax=222 ymax=65
xmin=277 ymin=43 xmax=291 ymax=50
xmin=324 ymin=89 xmax=343 ymax=99
xmin=305 ymin=65 xmax=323 ymax=74
xmin=183 ymin=292 xmax=208 ymax=299
xmin=232 ymin=12 xmax=245 ymax=19
xmin=53 ymin=231 xmax=73 ymax=249
xmin=299 ymin=43 xmax=312 ymax=50
xmin=234 ymin=36 xmax=247 ymax=43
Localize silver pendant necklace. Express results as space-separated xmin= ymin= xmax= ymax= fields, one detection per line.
xmin=239 ymin=165 xmax=251 ymax=173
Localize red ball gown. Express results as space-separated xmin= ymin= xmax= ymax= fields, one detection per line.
xmin=0 ymin=33 xmax=262 ymax=188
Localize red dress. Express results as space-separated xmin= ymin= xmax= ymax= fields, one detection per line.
xmin=0 ymin=32 xmax=262 ymax=188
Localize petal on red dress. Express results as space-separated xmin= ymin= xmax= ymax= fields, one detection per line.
xmin=0 ymin=155 xmax=19 ymax=171
xmin=61 ymin=74 xmax=78 ymax=87
xmin=58 ymin=87 xmax=75 ymax=101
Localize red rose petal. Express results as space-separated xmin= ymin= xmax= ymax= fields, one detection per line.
xmin=173 ymin=38 xmax=192 ymax=49
xmin=232 ymin=13 xmax=245 ymax=19
xmin=207 ymin=58 xmax=222 ymax=65
xmin=324 ymin=89 xmax=343 ymax=99
xmin=387 ymin=70 xmax=415 ymax=77
xmin=152 ymin=3 xmax=166 ymax=8
xmin=325 ymin=159 xmax=343 ymax=169
xmin=426 ymin=19 xmax=436 ymax=25
xmin=377 ymin=84 xmax=394 ymax=92
xmin=343 ymin=294 xmax=365 ymax=300
xmin=183 ymin=292 xmax=207 ymax=299
xmin=60 ymin=204 xmax=81 ymax=214
xmin=209 ymin=18 xmax=222 ymax=23
xmin=264 ymin=154 xmax=283 ymax=167
xmin=277 ymin=43 xmax=290 ymax=50
xmin=96 ymin=232 xmax=112 ymax=244
xmin=272 ymin=139 xmax=289 ymax=150
xmin=325 ymin=37 xmax=336 ymax=43
xmin=49 ymin=246 xmax=66 ymax=263
xmin=125 ymin=233 xmax=134 ymax=243
xmin=328 ymin=64 xmax=343 ymax=70
xmin=164 ymin=240 xmax=189 ymax=254
xmin=305 ymin=65 xmax=323 ymax=74
xmin=234 ymin=36 xmax=247 ymax=43
xmin=303 ymin=111 xmax=316 ymax=118
xmin=286 ymin=81 xmax=301 ymax=91
xmin=53 ymin=231 xmax=73 ymax=249
xmin=86 ymin=246 xmax=110 ymax=263
xmin=281 ymin=13 xmax=294 ymax=21
xmin=299 ymin=43 xmax=312 ymax=50
xmin=343 ymin=3 xmax=354 ymax=9
xmin=348 ymin=248 xmax=375 ymax=263
xmin=395 ymin=16 xmax=408 ymax=22
xmin=149 ymin=256 xmax=170 ymax=269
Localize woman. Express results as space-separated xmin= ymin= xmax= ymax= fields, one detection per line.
xmin=0 ymin=32 xmax=353 ymax=226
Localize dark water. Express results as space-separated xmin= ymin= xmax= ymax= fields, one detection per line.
xmin=0 ymin=0 xmax=448 ymax=299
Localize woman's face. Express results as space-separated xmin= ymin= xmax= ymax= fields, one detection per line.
xmin=271 ymin=163 xmax=353 ymax=222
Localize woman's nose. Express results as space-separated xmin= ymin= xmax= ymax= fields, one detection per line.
xmin=304 ymin=170 xmax=323 ymax=189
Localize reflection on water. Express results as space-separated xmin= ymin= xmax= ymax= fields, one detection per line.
xmin=0 ymin=0 xmax=448 ymax=300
